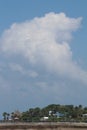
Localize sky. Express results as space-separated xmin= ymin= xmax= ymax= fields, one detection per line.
xmin=0 ymin=0 xmax=87 ymax=118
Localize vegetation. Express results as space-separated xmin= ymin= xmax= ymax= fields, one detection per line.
xmin=2 ymin=104 xmax=87 ymax=122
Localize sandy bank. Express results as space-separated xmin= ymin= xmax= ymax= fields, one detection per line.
xmin=0 ymin=122 xmax=87 ymax=130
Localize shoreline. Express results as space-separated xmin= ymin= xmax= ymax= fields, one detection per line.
xmin=0 ymin=122 xmax=87 ymax=129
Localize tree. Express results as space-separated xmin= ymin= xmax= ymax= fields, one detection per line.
xmin=7 ymin=113 xmax=10 ymax=120
xmin=3 ymin=112 xmax=7 ymax=121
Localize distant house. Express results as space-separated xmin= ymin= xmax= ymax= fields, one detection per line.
xmin=49 ymin=111 xmax=52 ymax=116
xmin=14 ymin=117 xmax=19 ymax=121
xmin=55 ymin=112 xmax=64 ymax=118
xmin=8 ymin=118 xmax=12 ymax=121
xmin=49 ymin=111 xmax=64 ymax=118
xmin=82 ymin=114 xmax=87 ymax=117
xmin=40 ymin=116 xmax=49 ymax=121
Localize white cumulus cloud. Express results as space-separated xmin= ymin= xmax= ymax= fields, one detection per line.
xmin=0 ymin=12 xmax=86 ymax=84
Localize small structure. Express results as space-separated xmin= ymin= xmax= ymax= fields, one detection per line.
xmin=40 ymin=116 xmax=49 ymax=121
xmin=49 ymin=111 xmax=52 ymax=116
xmin=82 ymin=114 xmax=87 ymax=117
xmin=55 ymin=112 xmax=64 ymax=118
xmin=14 ymin=117 xmax=19 ymax=121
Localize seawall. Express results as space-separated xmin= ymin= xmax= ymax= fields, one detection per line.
xmin=0 ymin=122 xmax=87 ymax=130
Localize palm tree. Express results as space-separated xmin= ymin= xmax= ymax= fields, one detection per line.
xmin=3 ymin=112 xmax=7 ymax=121
xmin=7 ymin=113 xmax=10 ymax=120
xmin=11 ymin=112 xmax=15 ymax=121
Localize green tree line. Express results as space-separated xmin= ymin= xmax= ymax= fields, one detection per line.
xmin=2 ymin=104 xmax=87 ymax=122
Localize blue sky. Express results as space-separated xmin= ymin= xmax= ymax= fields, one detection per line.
xmin=0 ymin=0 xmax=87 ymax=118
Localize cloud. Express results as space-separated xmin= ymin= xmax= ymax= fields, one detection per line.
xmin=9 ymin=63 xmax=38 ymax=78
xmin=0 ymin=12 xmax=86 ymax=85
